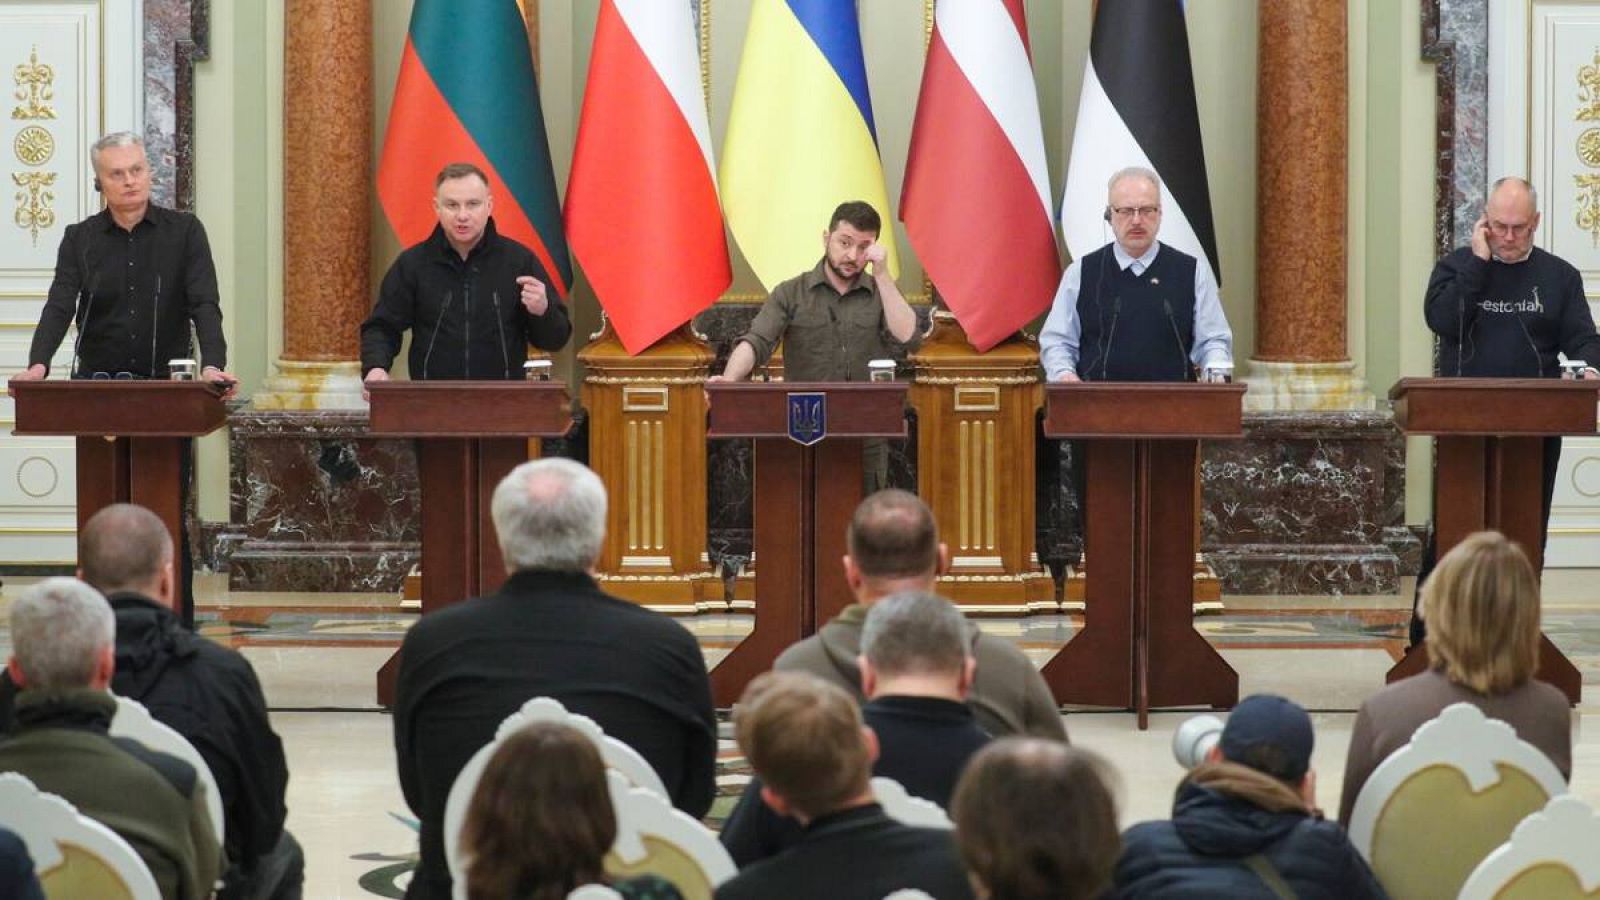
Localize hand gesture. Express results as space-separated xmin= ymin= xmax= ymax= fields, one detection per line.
xmin=1471 ymin=215 xmax=1491 ymax=262
xmin=862 ymin=242 xmax=888 ymax=275
xmin=517 ymin=275 xmax=548 ymax=316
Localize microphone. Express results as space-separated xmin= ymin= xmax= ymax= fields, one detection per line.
xmin=148 ymin=274 xmax=162 ymax=377
xmin=491 ymin=291 xmax=511 ymax=377
xmin=421 ymin=291 xmax=454 ymax=380
xmin=68 ymin=262 xmax=102 ymax=379
xmin=1098 ymin=296 xmax=1122 ymax=380
xmin=1455 ymin=295 xmax=1466 ymax=377
xmin=1090 ymin=245 xmax=1113 ymax=380
xmin=1161 ymin=299 xmax=1191 ymax=380
xmin=1514 ymin=314 xmax=1544 ymax=376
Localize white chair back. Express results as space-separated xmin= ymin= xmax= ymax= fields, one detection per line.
xmin=1459 ymin=794 xmax=1600 ymax=900
xmin=109 ymin=695 xmax=226 ymax=848
xmin=605 ymin=769 xmax=735 ymax=900
xmin=445 ymin=697 xmax=670 ymax=893
xmin=883 ymin=892 xmax=937 ymax=900
xmin=1347 ymin=702 xmax=1567 ymax=900
xmin=567 ymin=887 xmax=624 ymax=900
xmin=872 ymin=776 xmax=953 ymax=830
xmin=0 ymin=772 xmax=160 ymax=900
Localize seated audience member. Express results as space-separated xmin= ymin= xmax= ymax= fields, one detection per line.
xmin=1339 ymin=530 xmax=1570 ymax=823
xmin=0 ymin=827 xmax=44 ymax=900
xmin=715 ymin=672 xmax=975 ymax=900
xmin=721 ymin=591 xmax=992 ymax=865
xmin=1114 ymin=694 xmax=1385 ymax=900
xmin=776 ymin=489 xmax=1065 ymax=741
xmin=0 ymin=578 xmax=220 ymax=900
xmin=394 ymin=458 xmax=716 ymax=900
xmin=461 ymin=721 xmax=682 ymax=900
xmin=951 ymin=739 xmax=1121 ymax=900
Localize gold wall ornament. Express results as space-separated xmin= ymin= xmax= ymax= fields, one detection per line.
xmin=11 ymin=46 xmax=56 ymax=120
xmin=12 ymin=170 xmax=57 ymax=245
xmin=13 ymin=125 xmax=53 ymax=166
xmin=1575 ymin=174 xmax=1600 ymax=247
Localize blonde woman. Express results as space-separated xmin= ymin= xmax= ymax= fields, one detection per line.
xmin=1338 ymin=531 xmax=1571 ymax=823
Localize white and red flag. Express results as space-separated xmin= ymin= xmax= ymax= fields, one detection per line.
xmin=900 ymin=0 xmax=1059 ymax=352
xmin=565 ymin=0 xmax=731 ymax=355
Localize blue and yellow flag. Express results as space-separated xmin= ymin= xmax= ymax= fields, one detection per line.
xmin=719 ymin=0 xmax=900 ymax=290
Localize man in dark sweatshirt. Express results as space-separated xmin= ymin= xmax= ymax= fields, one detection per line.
xmin=1413 ymin=176 xmax=1600 ymax=642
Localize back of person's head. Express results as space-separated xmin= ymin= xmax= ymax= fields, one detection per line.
xmin=491 ymin=458 xmax=608 ymax=574
xmin=78 ymin=503 xmax=173 ymax=596
xmin=1423 ymin=530 xmax=1541 ymax=694
xmin=735 ymin=672 xmax=872 ymax=820
xmin=861 ymin=591 xmax=969 ymax=680
xmin=8 ymin=577 xmax=114 ymax=691
xmin=952 ymin=739 xmax=1121 ymax=900
xmin=461 ymin=721 xmax=616 ymax=900
xmin=847 ymin=489 xmax=939 ymax=582
xmin=1217 ymin=694 xmax=1314 ymax=787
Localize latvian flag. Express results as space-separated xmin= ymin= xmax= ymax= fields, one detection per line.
xmin=566 ymin=0 xmax=732 ymax=354
xmin=902 ymin=0 xmax=1060 ymax=352
xmin=377 ymin=0 xmax=573 ymax=299
xmin=1060 ymin=0 xmax=1221 ymax=287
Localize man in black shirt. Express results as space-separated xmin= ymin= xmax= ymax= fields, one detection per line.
xmin=1411 ymin=176 xmax=1600 ymax=643
xmin=16 ymin=131 xmax=233 ymax=388
xmin=360 ymin=162 xmax=570 ymax=391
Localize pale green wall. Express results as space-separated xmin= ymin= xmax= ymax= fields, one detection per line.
xmin=189 ymin=0 xmax=1443 ymax=526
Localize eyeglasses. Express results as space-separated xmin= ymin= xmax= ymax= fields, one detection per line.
xmin=1111 ymin=206 xmax=1161 ymax=221
xmin=1487 ymin=220 xmax=1532 ymax=237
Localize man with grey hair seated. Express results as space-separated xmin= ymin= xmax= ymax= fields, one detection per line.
xmin=0 ymin=577 xmax=220 ymax=900
xmin=393 ymin=458 xmax=716 ymax=900
xmin=721 ymin=591 xmax=993 ymax=867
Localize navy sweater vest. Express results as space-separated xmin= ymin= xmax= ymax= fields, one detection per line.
xmin=1076 ymin=244 xmax=1197 ymax=382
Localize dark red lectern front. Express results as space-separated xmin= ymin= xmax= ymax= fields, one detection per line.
xmin=705 ymin=381 xmax=907 ymax=707
xmin=10 ymin=380 xmax=228 ymax=622
xmin=1042 ymin=382 xmax=1246 ymax=728
xmin=368 ymin=381 xmax=573 ymax=705
xmin=1386 ymin=377 xmax=1599 ymax=704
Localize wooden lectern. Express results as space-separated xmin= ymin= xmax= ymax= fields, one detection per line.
xmin=1386 ymin=377 xmax=1599 ymax=704
xmin=367 ymin=381 xmax=572 ymax=705
xmin=1041 ymin=382 xmax=1246 ymax=728
xmin=704 ymin=381 xmax=908 ymax=707
xmin=9 ymin=381 xmax=228 ymax=621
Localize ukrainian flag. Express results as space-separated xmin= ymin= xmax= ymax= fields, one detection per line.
xmin=719 ymin=0 xmax=901 ymax=291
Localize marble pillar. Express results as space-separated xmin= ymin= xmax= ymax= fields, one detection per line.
xmin=254 ymin=0 xmax=371 ymax=409
xmin=1245 ymin=0 xmax=1373 ymax=411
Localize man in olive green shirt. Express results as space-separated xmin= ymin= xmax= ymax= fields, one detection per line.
xmin=713 ymin=202 xmax=921 ymax=490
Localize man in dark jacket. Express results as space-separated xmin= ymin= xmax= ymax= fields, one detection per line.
xmin=0 ymin=504 xmax=302 ymax=899
xmin=360 ymin=161 xmax=571 ymax=389
xmin=1114 ymin=694 xmax=1386 ymax=899
xmin=393 ymin=458 xmax=716 ymax=900
xmin=720 ymin=591 xmax=991 ymax=866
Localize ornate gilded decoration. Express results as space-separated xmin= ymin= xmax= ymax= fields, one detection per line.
xmin=13 ymin=126 xmax=53 ymax=166
xmin=11 ymin=46 xmax=56 ymax=120
xmin=1577 ymin=53 xmax=1600 ymax=246
xmin=13 ymin=170 xmax=57 ymax=245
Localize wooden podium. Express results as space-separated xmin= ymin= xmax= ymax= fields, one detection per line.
xmin=367 ymin=380 xmax=572 ymax=705
xmin=1385 ymin=377 xmax=1598 ymax=704
xmin=9 ymin=381 xmax=228 ymax=620
xmin=704 ymin=381 xmax=907 ymax=706
xmin=1040 ymin=382 xmax=1245 ymax=728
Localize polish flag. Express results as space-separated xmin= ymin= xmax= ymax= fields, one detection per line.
xmin=566 ymin=0 xmax=731 ymax=355
xmin=901 ymin=0 xmax=1059 ymax=352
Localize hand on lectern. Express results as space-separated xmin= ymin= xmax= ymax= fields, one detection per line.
xmin=1054 ymin=370 xmax=1082 ymax=383
xmin=11 ymin=364 xmax=46 ymax=382
xmin=202 ymin=366 xmax=239 ymax=400
xmin=363 ymin=368 xmax=390 ymax=401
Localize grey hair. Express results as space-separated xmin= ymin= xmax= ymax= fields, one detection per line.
xmin=90 ymin=131 xmax=145 ymax=170
xmin=9 ymin=577 xmax=114 ymax=690
xmin=861 ymin=591 xmax=970 ymax=678
xmin=490 ymin=458 xmax=608 ymax=573
xmin=1107 ymin=166 xmax=1162 ymax=197
xmin=1491 ymin=176 xmax=1539 ymax=213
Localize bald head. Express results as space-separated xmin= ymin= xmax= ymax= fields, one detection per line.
xmin=847 ymin=490 xmax=939 ymax=581
xmin=79 ymin=503 xmax=174 ymax=600
xmin=1483 ymin=176 xmax=1541 ymax=262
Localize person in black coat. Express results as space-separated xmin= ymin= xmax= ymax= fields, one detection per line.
xmin=719 ymin=591 xmax=991 ymax=866
xmin=1113 ymin=695 xmax=1386 ymax=899
xmin=393 ymin=458 xmax=716 ymax=900
xmin=361 ymin=162 xmax=570 ymax=389
xmin=0 ymin=827 xmax=44 ymax=900
xmin=715 ymin=672 xmax=973 ymax=900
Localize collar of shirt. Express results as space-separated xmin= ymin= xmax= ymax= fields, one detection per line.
xmin=1113 ymin=241 xmax=1162 ymax=275
xmin=96 ymin=204 xmax=164 ymax=235
xmin=426 ymin=216 xmax=502 ymax=265
xmin=801 ymin=257 xmax=874 ymax=298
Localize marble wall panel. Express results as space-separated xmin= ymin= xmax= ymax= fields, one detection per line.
xmin=143 ymin=0 xmax=206 ymax=210
xmin=1428 ymin=0 xmax=1489 ymax=258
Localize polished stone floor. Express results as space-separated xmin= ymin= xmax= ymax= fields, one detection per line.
xmin=1 ymin=571 xmax=1598 ymax=898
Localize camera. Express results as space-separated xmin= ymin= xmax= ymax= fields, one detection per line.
xmin=1172 ymin=714 xmax=1224 ymax=770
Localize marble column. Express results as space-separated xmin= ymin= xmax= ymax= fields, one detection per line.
xmin=254 ymin=0 xmax=372 ymax=409
xmin=1244 ymin=0 xmax=1373 ymax=411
